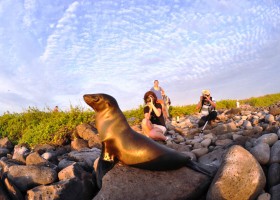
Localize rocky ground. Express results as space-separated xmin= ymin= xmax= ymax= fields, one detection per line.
xmin=0 ymin=103 xmax=280 ymax=200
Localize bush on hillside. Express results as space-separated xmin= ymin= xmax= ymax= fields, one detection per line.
xmin=0 ymin=93 xmax=279 ymax=147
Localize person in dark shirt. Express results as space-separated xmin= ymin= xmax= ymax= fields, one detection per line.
xmin=141 ymin=91 xmax=168 ymax=141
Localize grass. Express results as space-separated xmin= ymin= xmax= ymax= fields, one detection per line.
xmin=0 ymin=93 xmax=279 ymax=147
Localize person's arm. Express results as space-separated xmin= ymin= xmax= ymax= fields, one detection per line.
xmin=196 ymin=96 xmax=203 ymax=110
xmin=144 ymin=106 xmax=151 ymax=120
xmin=205 ymin=96 xmax=216 ymax=108
xmin=160 ymin=87 xmax=165 ymax=93
xmin=143 ymin=107 xmax=153 ymax=130
xmin=148 ymin=97 xmax=161 ymax=117
xmin=210 ymin=99 xmax=216 ymax=108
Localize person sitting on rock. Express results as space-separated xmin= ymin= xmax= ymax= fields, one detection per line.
xmin=141 ymin=91 xmax=169 ymax=141
xmin=196 ymin=89 xmax=217 ymax=127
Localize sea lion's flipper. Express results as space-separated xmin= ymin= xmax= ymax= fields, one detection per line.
xmin=185 ymin=160 xmax=218 ymax=177
xmin=96 ymin=158 xmax=115 ymax=188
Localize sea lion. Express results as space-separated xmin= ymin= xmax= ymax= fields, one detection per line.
xmin=83 ymin=93 xmax=217 ymax=188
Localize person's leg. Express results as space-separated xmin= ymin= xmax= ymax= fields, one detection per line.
xmin=208 ymin=111 xmax=217 ymax=121
xmin=166 ymin=104 xmax=170 ymax=118
xmin=141 ymin=118 xmax=153 ymax=137
xmin=148 ymin=127 xmax=167 ymax=141
xmin=198 ymin=116 xmax=207 ymax=127
xmin=161 ymin=103 xmax=168 ymax=120
xmin=153 ymin=124 xmax=167 ymax=134
xmin=142 ymin=119 xmax=167 ymax=141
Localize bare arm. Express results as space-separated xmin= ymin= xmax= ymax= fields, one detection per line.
xmin=196 ymin=96 xmax=203 ymax=110
xmin=147 ymin=96 xmax=161 ymax=117
xmin=205 ymin=96 xmax=216 ymax=108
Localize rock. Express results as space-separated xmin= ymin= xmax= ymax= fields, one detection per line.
xmin=269 ymin=184 xmax=280 ymax=200
xmin=269 ymin=140 xmax=280 ymax=164
xmin=0 ymin=148 xmax=9 ymax=158
xmin=225 ymin=108 xmax=241 ymax=115
xmin=67 ymin=148 xmax=101 ymax=170
xmin=58 ymin=163 xmax=89 ymax=181
xmin=26 ymin=152 xmax=58 ymax=170
xmin=12 ymin=145 xmax=30 ymax=164
xmin=255 ymin=133 xmax=278 ymax=146
xmin=207 ymin=145 xmax=266 ymax=200
xmin=0 ymin=157 xmax=24 ymax=173
xmin=198 ymin=148 xmax=225 ymax=168
xmin=215 ymin=139 xmax=233 ymax=147
xmin=58 ymin=158 xmax=76 ymax=170
xmin=269 ymin=107 xmax=280 ymax=116
xmin=76 ymin=123 xmax=100 ymax=142
xmin=243 ymin=120 xmax=253 ymax=130
xmin=26 ymin=152 xmax=49 ymax=165
xmin=267 ymin=163 xmax=280 ymax=188
xmin=191 ymin=148 xmax=209 ymax=158
xmin=265 ymin=114 xmax=275 ymax=123
xmin=3 ymin=173 xmax=24 ymax=200
xmin=26 ymin=177 xmax=95 ymax=200
xmin=201 ymin=138 xmax=212 ymax=148
xmin=212 ymin=122 xmax=237 ymax=135
xmin=166 ymin=143 xmax=191 ymax=152
xmin=0 ymin=181 xmax=10 ymax=200
xmin=249 ymin=142 xmax=270 ymax=165
xmin=8 ymin=165 xmax=58 ymax=192
xmin=0 ymin=137 xmax=13 ymax=150
xmin=71 ymin=138 xmax=89 ymax=150
xmin=41 ymin=151 xmax=56 ymax=161
xmin=257 ymin=192 xmax=271 ymax=200
xmin=33 ymin=144 xmax=56 ymax=154
xmin=93 ymin=164 xmax=211 ymax=200
xmin=242 ymin=126 xmax=263 ymax=137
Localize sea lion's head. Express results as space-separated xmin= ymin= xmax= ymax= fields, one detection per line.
xmin=83 ymin=93 xmax=119 ymax=112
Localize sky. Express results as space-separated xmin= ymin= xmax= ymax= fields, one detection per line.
xmin=0 ymin=0 xmax=280 ymax=114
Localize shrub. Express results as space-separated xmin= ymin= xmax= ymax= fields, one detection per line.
xmin=0 ymin=93 xmax=279 ymax=147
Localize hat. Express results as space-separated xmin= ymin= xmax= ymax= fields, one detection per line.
xmin=202 ymin=90 xmax=210 ymax=96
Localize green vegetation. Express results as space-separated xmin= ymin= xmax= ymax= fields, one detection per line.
xmin=0 ymin=93 xmax=279 ymax=147
xmin=0 ymin=106 xmax=94 ymax=147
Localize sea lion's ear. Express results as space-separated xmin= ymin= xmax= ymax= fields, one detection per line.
xmin=106 ymin=101 xmax=111 ymax=108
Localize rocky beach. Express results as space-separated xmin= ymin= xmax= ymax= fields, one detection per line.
xmin=0 ymin=103 xmax=280 ymax=199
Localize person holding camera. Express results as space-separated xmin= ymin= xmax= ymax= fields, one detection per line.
xmin=141 ymin=91 xmax=168 ymax=141
xmin=196 ymin=89 xmax=217 ymax=127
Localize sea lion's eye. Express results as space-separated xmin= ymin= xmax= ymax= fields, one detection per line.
xmin=92 ymin=96 xmax=100 ymax=102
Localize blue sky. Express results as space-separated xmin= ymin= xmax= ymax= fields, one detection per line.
xmin=0 ymin=0 xmax=280 ymax=114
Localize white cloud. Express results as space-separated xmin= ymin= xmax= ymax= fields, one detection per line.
xmin=0 ymin=0 xmax=280 ymax=114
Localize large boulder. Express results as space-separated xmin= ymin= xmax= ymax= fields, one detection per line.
xmin=269 ymin=106 xmax=280 ymax=116
xmin=207 ymin=145 xmax=266 ymax=200
xmin=2 ymin=173 xmax=24 ymax=200
xmin=26 ymin=177 xmax=95 ymax=200
xmin=94 ymin=164 xmax=211 ymax=200
xmin=26 ymin=152 xmax=58 ymax=171
xmin=269 ymin=140 xmax=280 ymax=164
xmin=0 ymin=137 xmax=13 ymax=150
xmin=76 ymin=123 xmax=101 ymax=149
xmin=212 ymin=122 xmax=237 ymax=135
xmin=249 ymin=142 xmax=270 ymax=165
xmin=7 ymin=165 xmax=58 ymax=191
xmin=67 ymin=148 xmax=101 ymax=170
